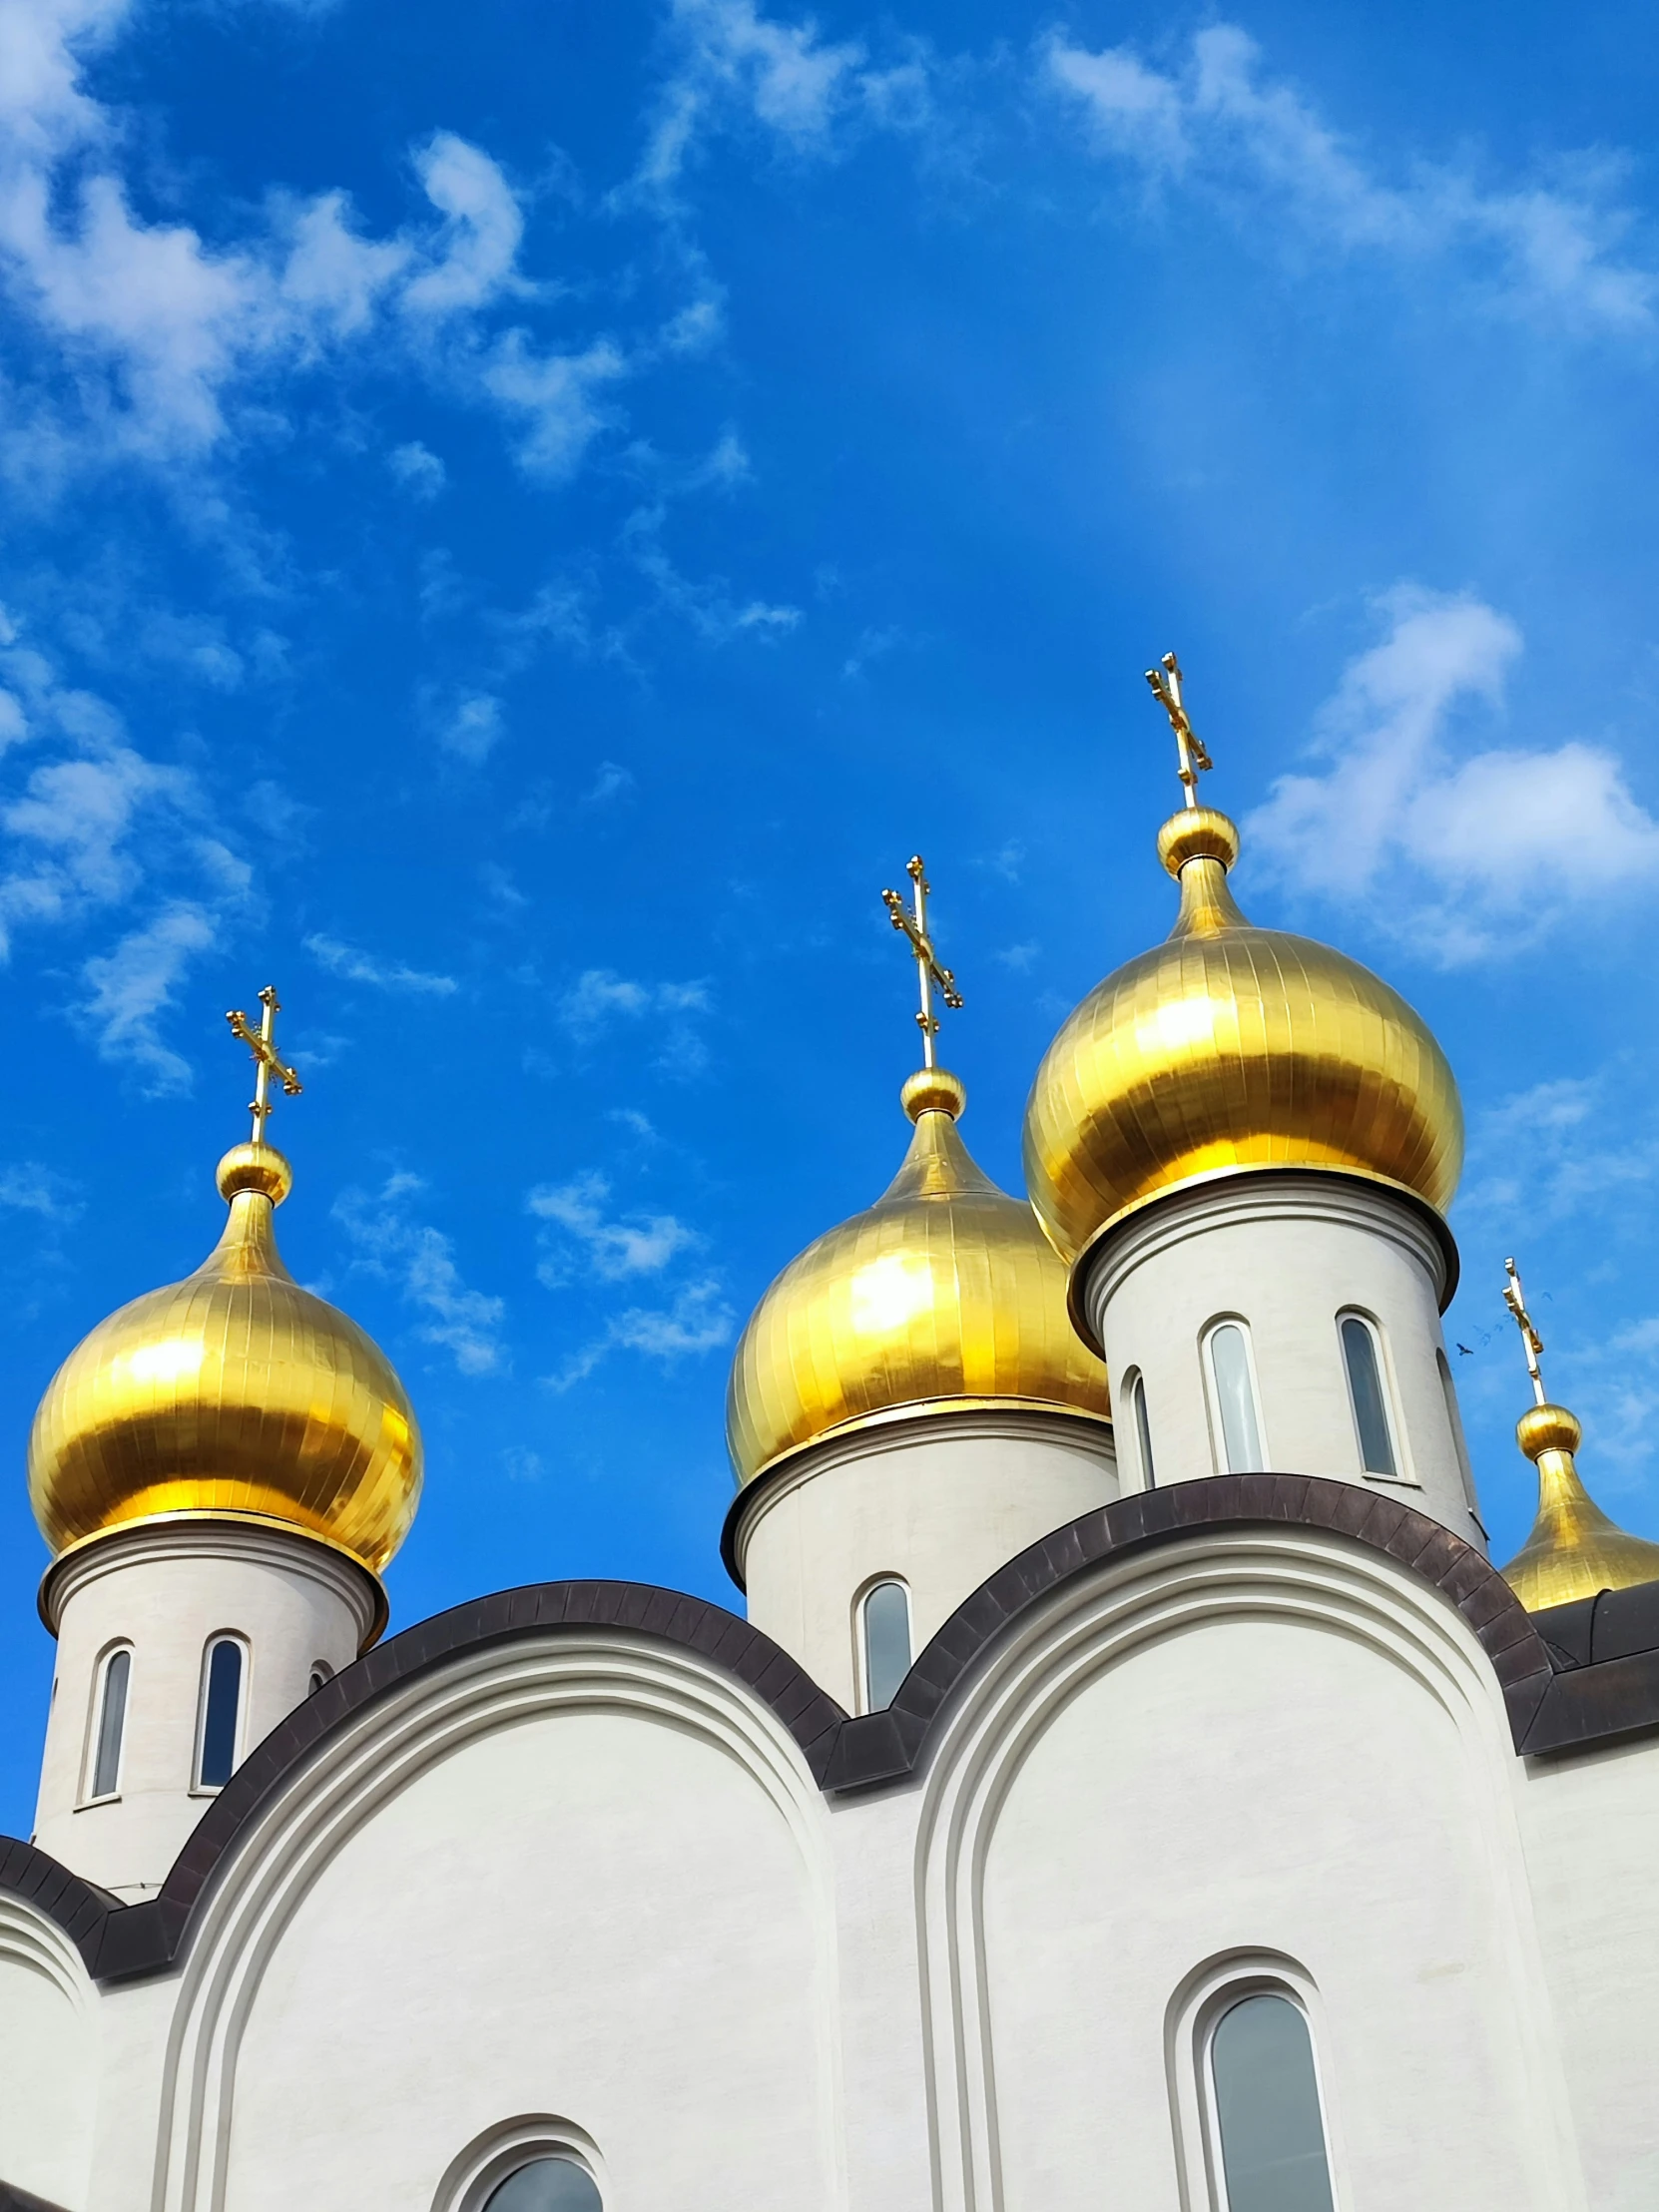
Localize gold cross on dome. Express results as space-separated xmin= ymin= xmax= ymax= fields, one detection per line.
xmin=1145 ymin=650 xmax=1213 ymax=809
xmin=226 ymin=985 xmax=301 ymax=1146
xmin=1502 ymin=1256 xmax=1548 ymax=1407
xmin=881 ymin=855 xmax=963 ymax=1070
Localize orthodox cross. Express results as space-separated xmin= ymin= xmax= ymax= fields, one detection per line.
xmin=881 ymin=855 xmax=963 ymax=1070
xmin=1501 ymin=1257 xmax=1548 ymax=1407
xmin=226 ymin=985 xmax=302 ymax=1146
xmin=1145 ymin=650 xmax=1213 ymax=809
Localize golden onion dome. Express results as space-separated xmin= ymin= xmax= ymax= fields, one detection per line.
xmin=726 ymin=1067 xmax=1111 ymax=1488
xmin=28 ymin=1141 xmax=421 ymax=1574
xmin=1499 ymin=1403 xmax=1659 ymax=1611
xmin=1022 ymin=805 xmax=1464 ymax=1267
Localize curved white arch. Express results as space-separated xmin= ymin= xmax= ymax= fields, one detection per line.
xmin=150 ymin=1630 xmax=842 ymax=2212
xmin=909 ymin=1527 xmax=1588 ymax=2212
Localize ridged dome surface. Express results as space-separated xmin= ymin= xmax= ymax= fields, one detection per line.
xmin=28 ymin=1146 xmax=421 ymax=1572
xmin=726 ymin=1075 xmax=1111 ymax=1488
xmin=1022 ymin=809 xmax=1464 ymax=1264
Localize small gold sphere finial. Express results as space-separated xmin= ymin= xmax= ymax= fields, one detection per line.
xmin=901 ymin=1067 xmax=966 ymax=1123
xmin=1517 ymin=1402 xmax=1583 ymax=1461
xmin=216 ymin=1142 xmax=293 ymax=1206
xmin=1157 ymin=806 xmax=1240 ymax=879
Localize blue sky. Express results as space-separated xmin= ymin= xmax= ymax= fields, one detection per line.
xmin=2 ymin=0 xmax=1658 ymax=1833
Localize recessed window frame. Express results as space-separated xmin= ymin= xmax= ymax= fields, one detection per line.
xmin=1125 ymin=1368 xmax=1157 ymax=1490
xmin=1337 ymin=1309 xmax=1409 ymax=1484
xmin=1167 ymin=1952 xmax=1346 ymax=2212
xmin=81 ymin=1642 xmax=133 ymax=1806
xmin=855 ymin=1574 xmax=913 ymax=1714
xmin=192 ymin=1633 xmax=249 ymax=1794
xmin=435 ymin=2117 xmax=606 ymax=2212
xmin=307 ymin=1660 xmax=334 ymax=1697
xmin=1202 ymin=1317 xmax=1269 ymax=1474
xmin=1437 ymin=1349 xmax=1484 ymax=1528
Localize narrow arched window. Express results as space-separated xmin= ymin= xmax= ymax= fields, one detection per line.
xmin=859 ymin=1579 xmax=911 ymax=1712
xmin=308 ymin=1661 xmax=333 ymax=1696
xmin=89 ymin=1647 xmax=130 ymax=1799
xmin=1131 ymin=1372 xmax=1157 ymax=1489
xmin=483 ymin=2156 xmax=602 ymax=2209
xmin=1341 ymin=1314 xmax=1397 ymax=1476
xmin=196 ymin=1638 xmax=244 ymax=1790
xmin=1210 ymin=1992 xmax=1335 ymax=2212
xmin=1206 ymin=1322 xmax=1265 ymax=1473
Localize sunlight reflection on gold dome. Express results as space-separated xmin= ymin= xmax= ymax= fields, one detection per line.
xmin=726 ymin=1068 xmax=1111 ymax=1487
xmin=28 ymin=1141 xmax=422 ymax=1574
xmin=1022 ymin=804 xmax=1464 ymax=1266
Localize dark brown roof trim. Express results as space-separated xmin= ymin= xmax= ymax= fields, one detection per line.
xmin=0 ymin=2181 xmax=73 ymax=2212
xmin=3 ymin=1478 xmax=1655 ymax=1983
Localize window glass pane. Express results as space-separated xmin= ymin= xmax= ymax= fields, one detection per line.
xmin=484 ymin=2157 xmax=602 ymax=2211
xmin=1342 ymin=1318 xmax=1396 ymax=1476
xmin=199 ymin=1640 xmax=243 ymax=1788
xmin=1132 ymin=1375 xmax=1156 ymax=1488
xmin=862 ymin=1581 xmax=911 ymax=1710
xmin=1212 ymin=1993 xmax=1335 ymax=2212
xmin=92 ymin=1649 xmax=129 ymax=1798
xmin=1209 ymin=1325 xmax=1264 ymax=1472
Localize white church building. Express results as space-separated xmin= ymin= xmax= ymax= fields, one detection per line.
xmin=4 ymin=666 xmax=1659 ymax=2212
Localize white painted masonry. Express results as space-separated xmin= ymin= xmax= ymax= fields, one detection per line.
xmin=734 ymin=1405 xmax=1117 ymax=1707
xmin=33 ymin=1520 xmax=378 ymax=1901
xmin=1079 ymin=1168 xmax=1484 ymax=1543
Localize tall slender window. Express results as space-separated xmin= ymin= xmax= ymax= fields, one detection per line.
xmin=860 ymin=1579 xmax=911 ymax=1711
xmin=1210 ymin=1992 xmax=1335 ymax=2212
xmin=89 ymin=1647 xmax=130 ymax=1799
xmin=1131 ymin=1373 xmax=1157 ymax=1489
xmin=307 ymin=1661 xmax=333 ymax=1697
xmin=1206 ymin=1323 xmax=1265 ymax=1473
xmin=482 ymin=2158 xmax=602 ymax=2210
xmin=1341 ymin=1315 xmax=1397 ymax=1476
xmin=196 ymin=1638 xmax=244 ymax=1790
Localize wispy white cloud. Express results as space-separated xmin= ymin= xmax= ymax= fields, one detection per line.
xmin=78 ymin=899 xmax=216 ymax=1091
xmin=0 ymin=11 xmax=644 ymax=477
xmin=558 ymin=966 xmax=710 ymax=1037
xmin=543 ymin=1277 xmax=735 ymax=1390
xmin=427 ymin=688 xmax=504 ymax=764
xmin=0 ymin=1160 xmax=81 ymax=1219
xmin=636 ymin=0 xmax=865 ymax=193
xmin=305 ymin=932 xmax=458 ymax=995
xmin=1246 ymin=585 xmax=1659 ymax=961
xmin=583 ymin=760 xmax=636 ymax=806
xmin=622 ymin=503 xmax=802 ymax=642
xmin=333 ymin=1170 xmax=506 ymax=1375
xmin=528 ymin=1169 xmax=698 ymax=1284
xmin=387 ymin=439 xmax=446 ymax=498
xmin=1046 ymin=24 xmax=1657 ymax=331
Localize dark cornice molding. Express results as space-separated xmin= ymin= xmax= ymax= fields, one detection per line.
xmin=4 ymin=1479 xmax=1656 ymax=1984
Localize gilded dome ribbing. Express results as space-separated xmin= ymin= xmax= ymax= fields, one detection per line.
xmin=1022 ymin=806 xmax=1464 ymax=1267
xmin=28 ymin=1142 xmax=422 ymax=1574
xmin=726 ymin=1069 xmax=1111 ymax=1488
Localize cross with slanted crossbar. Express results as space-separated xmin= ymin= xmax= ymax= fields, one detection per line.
xmin=881 ymin=856 xmax=962 ymax=1070
xmin=1145 ymin=650 xmax=1213 ymax=809
xmin=226 ymin=985 xmax=301 ymax=1146
xmin=1502 ymin=1257 xmax=1548 ymax=1407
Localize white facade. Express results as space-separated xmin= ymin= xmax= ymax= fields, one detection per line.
xmin=3 ymin=1513 xmax=1658 ymax=2209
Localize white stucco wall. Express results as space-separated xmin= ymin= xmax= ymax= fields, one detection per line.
xmin=145 ymin=1635 xmax=845 ymax=2212
xmin=0 ymin=1899 xmax=98 ymax=2208
xmin=35 ymin=1520 xmax=378 ymax=1901
xmin=17 ymin=1526 xmax=1659 ymax=2212
xmin=1082 ymin=1171 xmax=1483 ymax=1544
xmin=1518 ymin=1743 xmax=1659 ymax=2212
xmin=736 ymin=1407 xmax=1117 ymax=1710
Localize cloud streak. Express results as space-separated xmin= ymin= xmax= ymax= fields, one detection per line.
xmin=1246 ymin=585 xmax=1659 ymax=961
xmin=1046 ymin=24 xmax=1658 ymax=331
